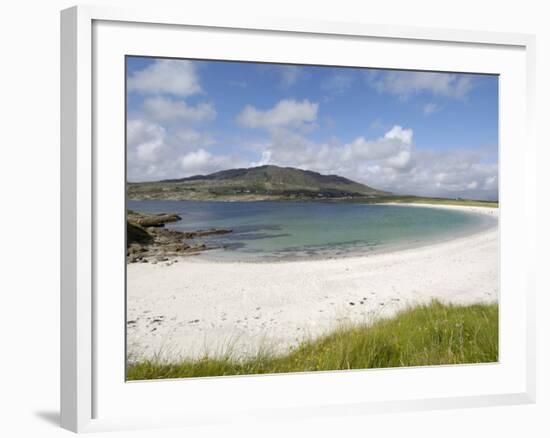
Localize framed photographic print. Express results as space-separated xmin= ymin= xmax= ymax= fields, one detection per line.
xmin=61 ymin=5 xmax=536 ymax=433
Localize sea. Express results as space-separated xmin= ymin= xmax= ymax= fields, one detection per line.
xmin=127 ymin=200 xmax=496 ymax=262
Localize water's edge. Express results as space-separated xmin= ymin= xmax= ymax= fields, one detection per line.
xmin=127 ymin=201 xmax=498 ymax=263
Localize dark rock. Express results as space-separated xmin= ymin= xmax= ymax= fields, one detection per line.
xmin=129 ymin=212 xmax=182 ymax=227
xmin=181 ymin=228 xmax=233 ymax=238
xmin=196 ymin=228 xmax=232 ymax=236
xmin=126 ymin=210 xmax=229 ymax=263
xmin=165 ymin=242 xmax=190 ymax=252
xmin=127 ymin=254 xmax=140 ymax=263
xmin=127 ymin=222 xmax=153 ymax=246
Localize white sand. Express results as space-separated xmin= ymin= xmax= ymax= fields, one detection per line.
xmin=127 ymin=204 xmax=498 ymax=361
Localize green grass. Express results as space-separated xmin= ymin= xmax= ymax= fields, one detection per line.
xmin=127 ymin=301 xmax=498 ymax=381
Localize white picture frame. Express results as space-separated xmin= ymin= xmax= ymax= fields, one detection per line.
xmin=60 ymin=4 xmax=537 ymax=433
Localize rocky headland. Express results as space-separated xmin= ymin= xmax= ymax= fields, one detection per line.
xmin=126 ymin=210 xmax=232 ymax=264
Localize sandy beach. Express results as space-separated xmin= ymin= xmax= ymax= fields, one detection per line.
xmin=127 ymin=204 xmax=498 ymax=362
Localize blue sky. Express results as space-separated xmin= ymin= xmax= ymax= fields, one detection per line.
xmin=126 ymin=56 xmax=498 ymax=200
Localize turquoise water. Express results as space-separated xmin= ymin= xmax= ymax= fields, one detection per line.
xmin=127 ymin=201 xmax=496 ymax=261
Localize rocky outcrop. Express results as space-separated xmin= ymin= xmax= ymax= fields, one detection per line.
xmin=127 ymin=211 xmax=182 ymax=227
xmin=180 ymin=228 xmax=232 ymax=238
xmin=126 ymin=210 xmax=232 ymax=263
xmin=127 ymin=222 xmax=153 ymax=245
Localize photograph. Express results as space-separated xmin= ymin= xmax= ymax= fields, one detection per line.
xmin=125 ymin=56 xmax=499 ymax=380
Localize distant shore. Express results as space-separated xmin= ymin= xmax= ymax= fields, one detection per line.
xmin=128 ymin=192 xmax=499 ymax=208
xmin=127 ymin=203 xmax=499 ymax=362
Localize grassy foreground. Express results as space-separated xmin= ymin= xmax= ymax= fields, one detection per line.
xmin=127 ymin=301 xmax=498 ymax=381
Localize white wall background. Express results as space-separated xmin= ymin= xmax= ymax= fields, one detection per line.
xmin=0 ymin=0 xmax=547 ymax=437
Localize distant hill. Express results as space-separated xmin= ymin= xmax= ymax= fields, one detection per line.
xmin=127 ymin=165 xmax=391 ymax=201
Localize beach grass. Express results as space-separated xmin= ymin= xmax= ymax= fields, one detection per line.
xmin=127 ymin=300 xmax=498 ymax=381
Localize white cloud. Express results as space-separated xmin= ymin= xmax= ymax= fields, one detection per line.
xmin=366 ymin=70 xmax=474 ymax=100
xmin=249 ymin=124 xmax=497 ymax=200
xmin=393 ymin=149 xmax=498 ymax=198
xmin=127 ymin=61 xmax=495 ymax=199
xmin=251 ymin=125 xmax=413 ymax=176
xmin=342 ymin=135 xmax=407 ymax=163
xmin=250 ymin=150 xmax=273 ymax=167
xmin=136 ymin=138 xmax=163 ymax=162
xmin=278 ymin=66 xmax=302 ymax=87
xmin=384 ymin=125 xmax=413 ymax=144
xmin=180 ymin=149 xmax=212 ymax=172
xmin=127 ymin=60 xmax=202 ymax=96
xmin=127 ymin=119 xmax=166 ymax=163
xmin=142 ymin=96 xmax=216 ymax=123
xmin=237 ymin=99 xmax=319 ymax=130
xmin=423 ymin=102 xmax=440 ymax=115
xmin=258 ymin=65 xmax=304 ymax=88
xmin=127 ymin=118 xmax=220 ymax=181
xmin=128 ymin=114 xmax=497 ymax=199
xmin=484 ymin=175 xmax=497 ymax=190
xmin=384 ymin=149 xmax=413 ymax=170
xmin=126 ymin=59 xmax=220 ymax=180
xmin=179 ymin=148 xmax=247 ymax=176
xmin=321 ymin=73 xmax=354 ymax=96
xmin=173 ymin=128 xmax=215 ymax=148
xmin=127 ymin=119 xmax=169 ymax=180
xmin=127 ymin=105 xmax=235 ymax=180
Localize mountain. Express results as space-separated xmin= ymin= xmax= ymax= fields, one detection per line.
xmin=127 ymin=165 xmax=391 ymax=201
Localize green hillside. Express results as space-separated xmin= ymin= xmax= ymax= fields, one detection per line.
xmin=128 ymin=165 xmax=390 ymax=201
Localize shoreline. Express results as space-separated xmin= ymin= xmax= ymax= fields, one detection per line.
xmin=127 ymin=203 xmax=499 ymax=362
xmin=172 ymin=202 xmax=498 ymax=264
